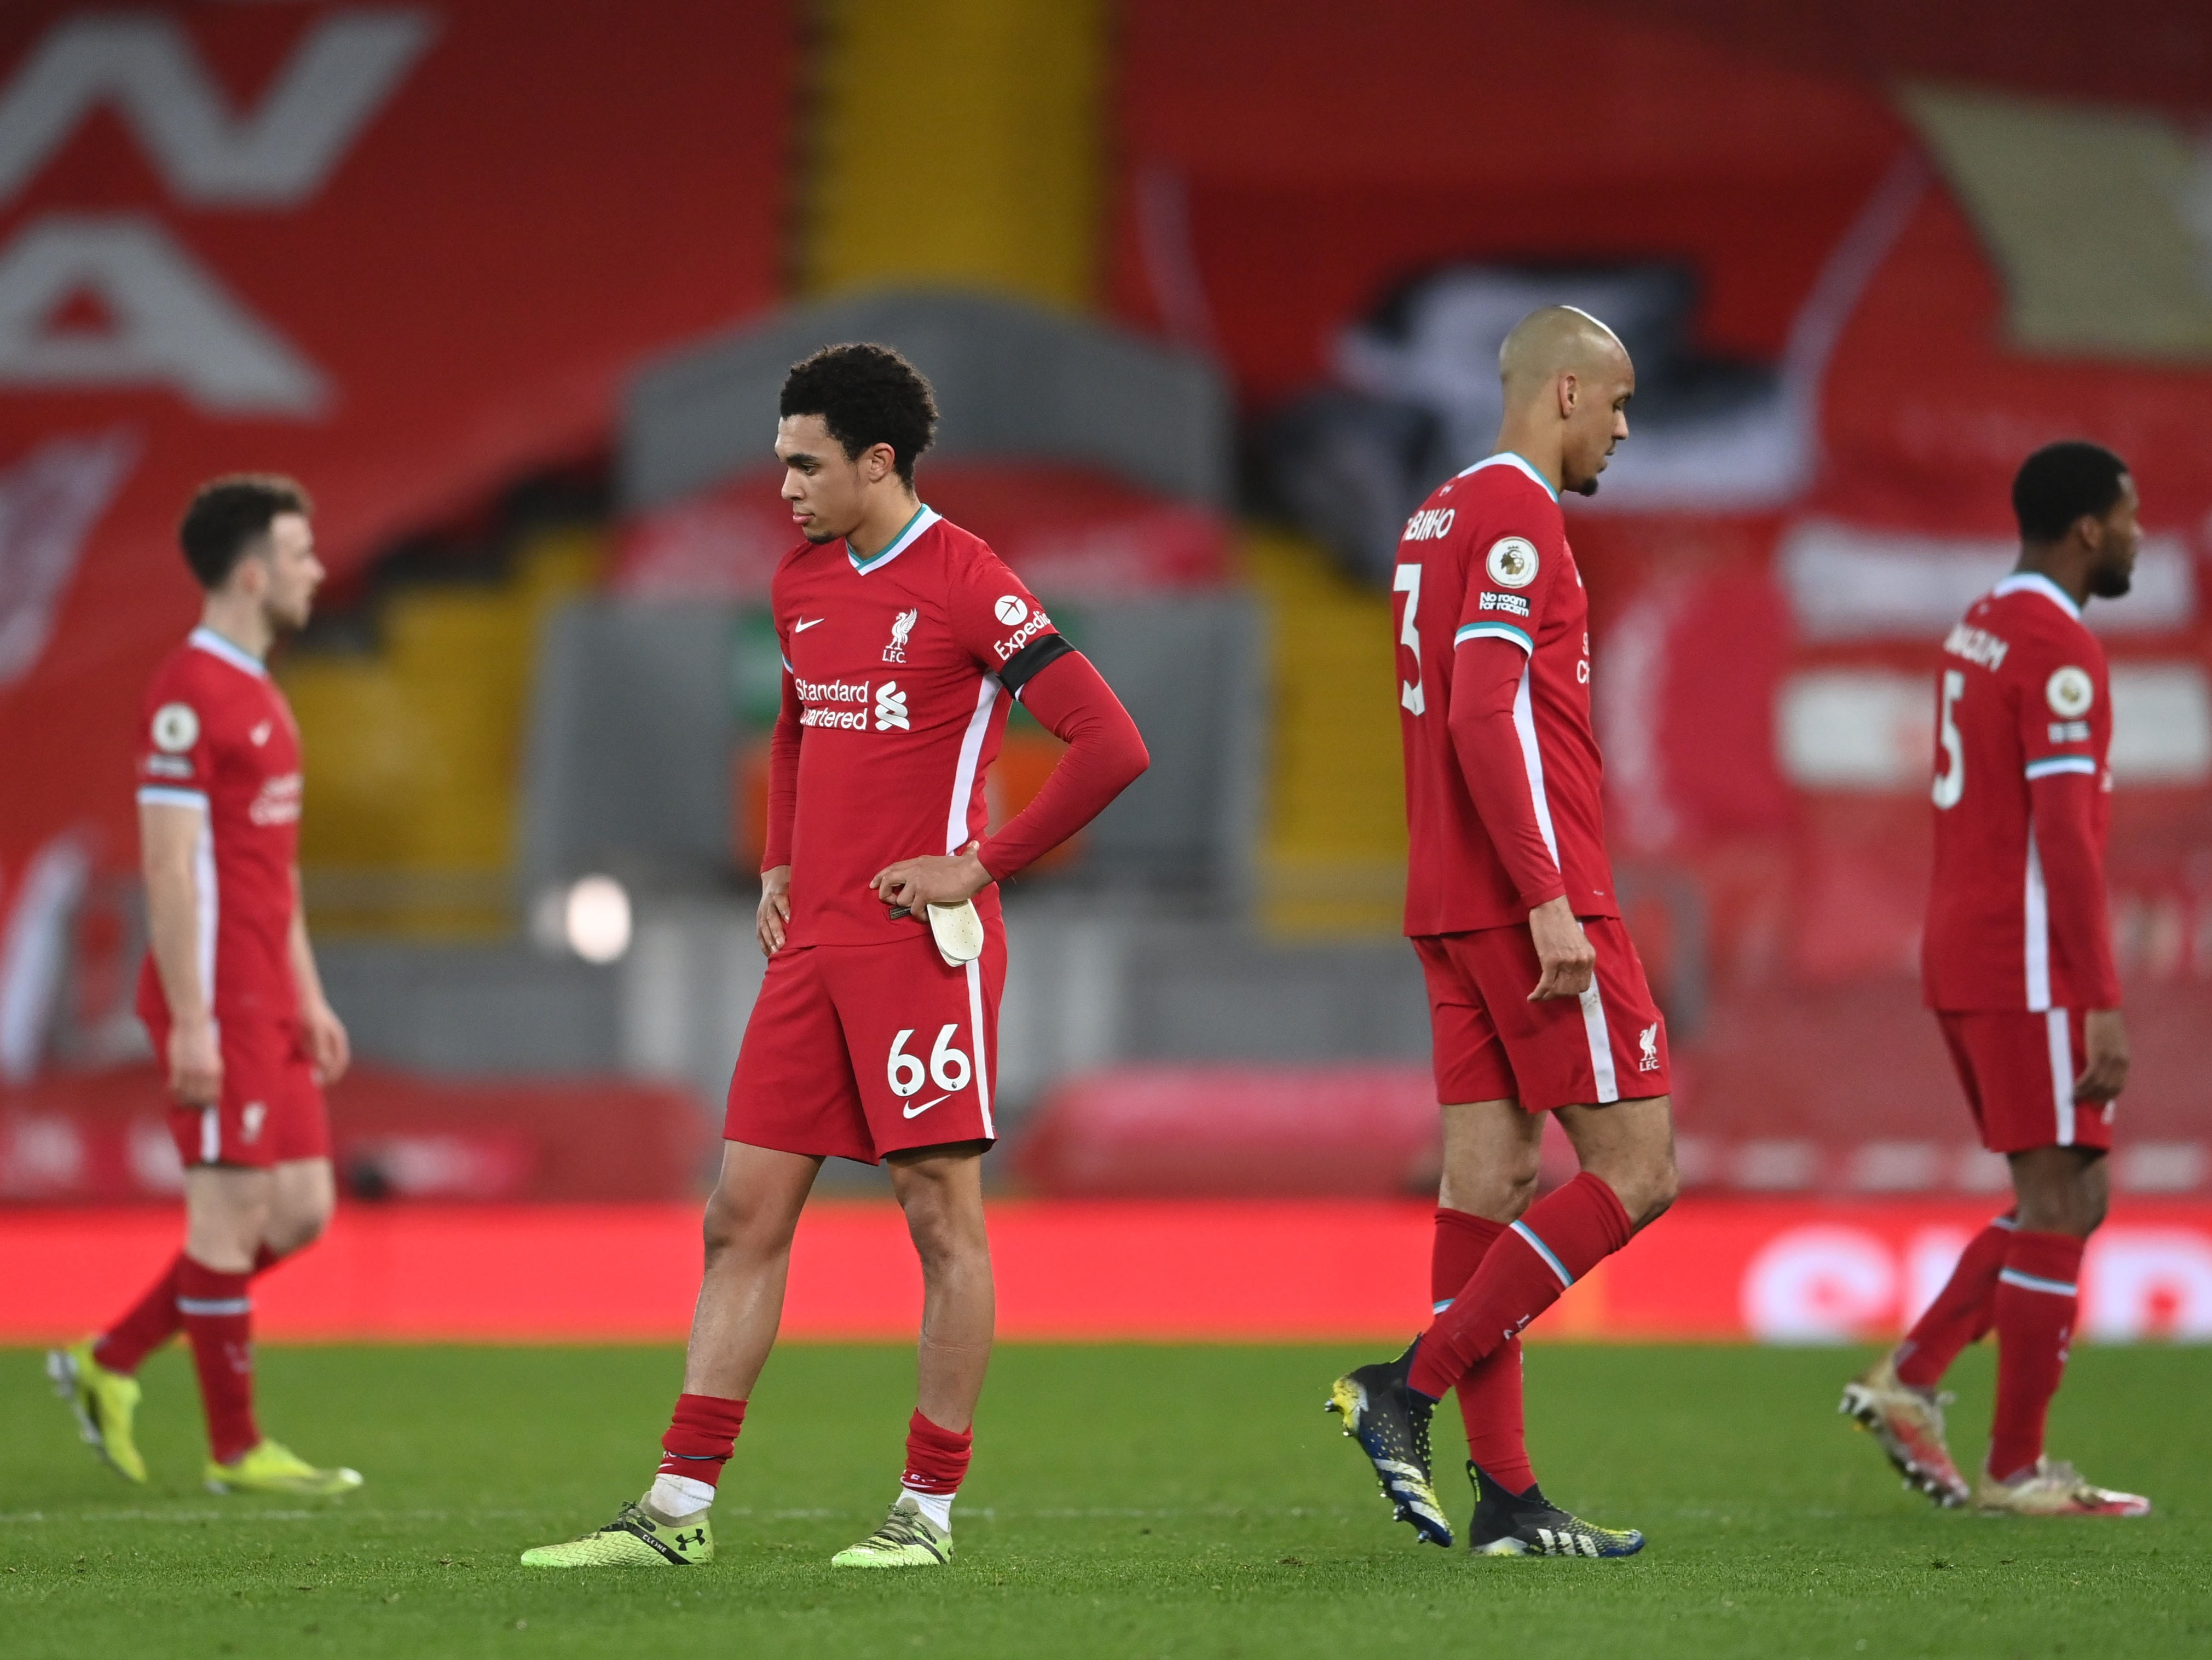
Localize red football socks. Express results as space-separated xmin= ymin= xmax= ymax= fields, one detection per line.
xmin=94 ymin=1254 xmax=185 ymax=1376
xmin=1895 ymin=1215 xmax=2014 ymax=1388
xmin=1431 ymin=1208 xmax=1534 ymax=1497
xmin=1410 ymin=1173 xmax=1633 ymax=1401
xmin=657 ymin=1393 xmax=747 ymax=1486
xmin=177 ymin=1256 xmax=258 ymax=1465
xmin=900 ymin=1409 xmax=974 ymax=1496
xmin=95 ymin=1242 xmax=293 ymax=1378
xmin=1986 ymin=1229 xmax=2084 ymax=1482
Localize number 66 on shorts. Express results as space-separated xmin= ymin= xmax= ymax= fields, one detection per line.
xmin=725 ymin=929 xmax=1007 ymax=1163
xmin=888 ymin=1025 xmax=971 ymax=1100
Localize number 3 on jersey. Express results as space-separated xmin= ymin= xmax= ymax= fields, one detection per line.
xmin=888 ymin=1025 xmax=971 ymax=1097
xmin=1394 ymin=563 xmax=1425 ymax=715
xmin=1933 ymin=668 xmax=1965 ymax=810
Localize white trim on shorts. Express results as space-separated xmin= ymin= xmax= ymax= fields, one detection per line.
xmin=1578 ymin=933 xmax=1620 ymax=1104
xmin=964 ymin=956 xmax=994 ymax=1137
xmin=2046 ymin=1008 xmax=2075 ymax=1148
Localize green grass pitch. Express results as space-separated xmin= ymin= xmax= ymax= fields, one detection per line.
xmin=5 ymin=1341 xmax=2209 ymax=1657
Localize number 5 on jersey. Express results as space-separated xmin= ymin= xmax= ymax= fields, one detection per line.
xmin=888 ymin=1024 xmax=972 ymax=1106
xmin=1933 ymin=668 xmax=1965 ymax=810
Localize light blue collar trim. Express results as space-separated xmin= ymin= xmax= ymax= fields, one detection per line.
xmin=188 ymin=625 xmax=268 ymax=677
xmin=847 ymin=504 xmax=939 ymax=575
xmin=1454 ymin=452 xmax=1560 ymax=503
xmin=1993 ymin=570 xmax=2082 ymax=623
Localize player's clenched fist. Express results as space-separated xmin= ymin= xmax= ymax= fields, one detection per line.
xmin=167 ymin=1015 xmax=223 ymax=1106
xmin=1526 ymin=896 xmax=1596 ymax=1001
xmin=301 ymin=997 xmax=351 ymax=1087
xmin=2074 ymin=1008 xmax=2130 ymax=1104
xmin=756 ymin=864 xmax=793 ymax=957
xmin=872 ymin=843 xmax=991 ymax=917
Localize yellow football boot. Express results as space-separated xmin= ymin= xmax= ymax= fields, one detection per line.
xmin=831 ymin=1495 xmax=954 ymax=1568
xmin=47 ymin=1341 xmax=147 ymax=1484
xmin=204 ymin=1439 xmax=364 ymax=1497
xmin=521 ymin=1502 xmax=714 ymax=1567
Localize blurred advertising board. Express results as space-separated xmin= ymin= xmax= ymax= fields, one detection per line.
xmin=5 ymin=1198 xmax=2207 ymax=1344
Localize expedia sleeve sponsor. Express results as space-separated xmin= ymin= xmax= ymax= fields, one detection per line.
xmin=991 ymin=606 xmax=1056 ymax=664
xmin=948 ymin=547 xmax=1059 ymax=683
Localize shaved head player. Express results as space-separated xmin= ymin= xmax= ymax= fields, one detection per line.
xmin=524 ymin=344 xmax=1149 ymax=1570
xmin=1328 ymin=306 xmax=1677 ymax=1557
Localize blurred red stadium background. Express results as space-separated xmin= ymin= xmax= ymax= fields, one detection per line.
xmin=2 ymin=1 xmax=2208 ymax=1340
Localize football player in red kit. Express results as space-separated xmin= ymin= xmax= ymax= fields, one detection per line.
xmin=1327 ymin=307 xmax=1676 ymax=1557
xmin=48 ymin=476 xmax=361 ymax=1496
xmin=524 ymin=345 xmax=1148 ymax=1570
xmin=1842 ymin=442 xmax=2150 ymax=1518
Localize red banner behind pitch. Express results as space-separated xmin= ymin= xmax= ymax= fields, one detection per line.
xmin=0 ymin=2 xmax=790 ymax=923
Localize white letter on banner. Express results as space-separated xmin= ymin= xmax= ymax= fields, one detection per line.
xmin=0 ymin=215 xmax=328 ymax=413
xmin=0 ymin=12 xmax=435 ymax=205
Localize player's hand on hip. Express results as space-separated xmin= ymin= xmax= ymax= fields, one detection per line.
xmin=757 ymin=864 xmax=792 ymax=958
xmin=1526 ymin=896 xmax=1596 ymax=1001
xmin=2075 ymin=1008 xmax=2130 ymax=1103
xmin=301 ymin=998 xmax=350 ymax=1086
xmin=168 ymin=1017 xmax=222 ymax=1106
xmin=873 ymin=843 xmax=990 ymax=916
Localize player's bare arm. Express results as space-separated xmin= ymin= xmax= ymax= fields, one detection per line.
xmin=1526 ymin=895 xmax=1596 ymax=1001
xmin=2075 ymin=1008 xmax=2130 ymax=1103
xmin=288 ymin=867 xmax=349 ymax=1085
xmin=141 ymin=799 xmax=220 ymax=1106
xmin=756 ymin=863 xmax=792 ymax=955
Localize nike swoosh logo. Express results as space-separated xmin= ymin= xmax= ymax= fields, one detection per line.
xmin=793 ymin=618 xmax=824 ymax=632
xmin=903 ymin=1093 xmax=950 ymax=1119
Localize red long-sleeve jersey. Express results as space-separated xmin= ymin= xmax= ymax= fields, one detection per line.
xmin=759 ymin=506 xmax=1146 ymax=946
xmin=1394 ymin=453 xmax=1620 ymax=936
xmin=1922 ymin=572 xmax=2119 ymax=1012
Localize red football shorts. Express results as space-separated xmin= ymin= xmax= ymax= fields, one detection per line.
xmin=725 ymin=926 xmax=1006 ymax=1163
xmin=1936 ymin=1007 xmax=2114 ymax=1155
xmin=1414 ymin=917 xmax=1670 ymax=1112
xmin=148 ymin=1015 xmax=329 ymax=1169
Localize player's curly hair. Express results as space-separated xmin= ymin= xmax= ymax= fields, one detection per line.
xmin=2013 ymin=441 xmax=2128 ymax=544
xmin=178 ymin=474 xmax=313 ymax=590
xmin=779 ymin=343 xmax=938 ymax=486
